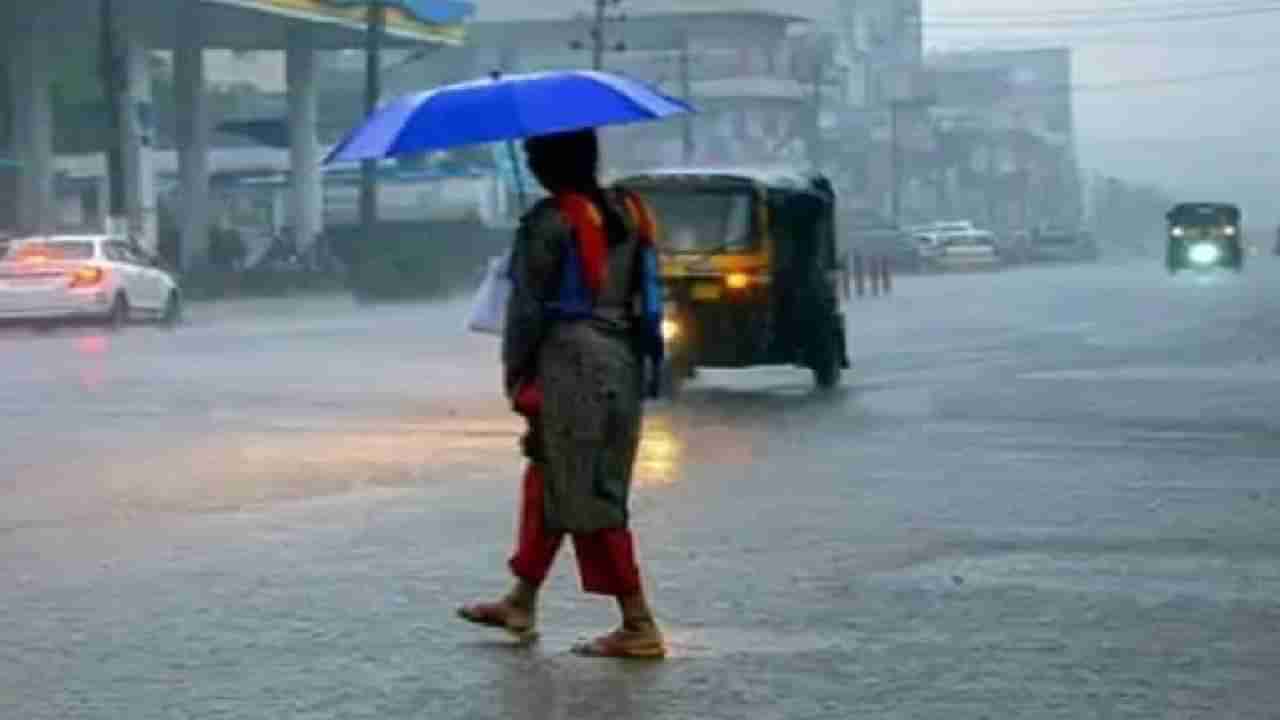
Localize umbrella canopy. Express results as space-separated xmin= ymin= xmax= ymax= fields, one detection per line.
xmin=324 ymin=70 xmax=694 ymax=165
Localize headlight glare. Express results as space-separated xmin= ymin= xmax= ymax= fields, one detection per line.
xmin=1188 ymin=243 xmax=1222 ymax=266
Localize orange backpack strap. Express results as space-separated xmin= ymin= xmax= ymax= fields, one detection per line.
xmin=555 ymin=192 xmax=608 ymax=297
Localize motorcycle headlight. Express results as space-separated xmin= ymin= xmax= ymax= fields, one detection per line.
xmin=661 ymin=318 xmax=680 ymax=342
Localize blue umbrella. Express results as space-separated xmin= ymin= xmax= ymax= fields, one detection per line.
xmin=323 ymin=70 xmax=694 ymax=165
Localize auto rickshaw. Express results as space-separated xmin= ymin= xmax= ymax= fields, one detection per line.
xmin=617 ymin=167 xmax=850 ymax=396
xmin=1166 ymin=202 xmax=1243 ymax=273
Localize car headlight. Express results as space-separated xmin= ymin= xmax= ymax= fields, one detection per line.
xmin=1171 ymin=226 xmax=1186 ymax=238
xmin=1187 ymin=243 xmax=1222 ymax=265
xmin=1223 ymin=225 xmax=1238 ymax=237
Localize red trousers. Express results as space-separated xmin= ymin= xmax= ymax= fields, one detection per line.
xmin=508 ymin=463 xmax=642 ymax=597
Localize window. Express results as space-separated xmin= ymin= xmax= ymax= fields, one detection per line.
xmin=639 ymin=191 xmax=756 ymax=255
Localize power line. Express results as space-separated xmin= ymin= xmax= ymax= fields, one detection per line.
xmin=927 ymin=4 xmax=1280 ymax=28
xmin=927 ymin=0 xmax=1280 ymax=21
xmin=975 ymin=61 xmax=1280 ymax=97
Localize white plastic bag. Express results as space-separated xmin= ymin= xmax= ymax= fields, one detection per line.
xmin=466 ymin=250 xmax=512 ymax=336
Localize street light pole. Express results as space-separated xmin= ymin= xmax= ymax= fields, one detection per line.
xmin=360 ymin=0 xmax=385 ymax=239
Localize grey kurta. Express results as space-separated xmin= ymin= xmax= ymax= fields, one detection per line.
xmin=502 ymin=191 xmax=645 ymax=534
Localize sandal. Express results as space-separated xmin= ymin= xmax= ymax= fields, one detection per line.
xmin=571 ymin=623 xmax=667 ymax=659
xmin=457 ymin=601 xmax=538 ymax=643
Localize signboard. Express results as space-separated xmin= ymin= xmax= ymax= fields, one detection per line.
xmin=205 ymin=0 xmax=467 ymax=45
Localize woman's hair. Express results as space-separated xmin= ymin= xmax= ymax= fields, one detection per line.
xmin=523 ymin=129 xmax=600 ymax=193
xmin=524 ymin=128 xmax=627 ymax=245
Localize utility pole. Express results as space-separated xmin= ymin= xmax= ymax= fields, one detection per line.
xmin=678 ymin=34 xmax=694 ymax=162
xmin=591 ymin=0 xmax=606 ymax=70
xmin=360 ymin=0 xmax=385 ymax=240
xmin=571 ymin=0 xmax=626 ymax=71
xmin=98 ymin=0 xmax=126 ymax=232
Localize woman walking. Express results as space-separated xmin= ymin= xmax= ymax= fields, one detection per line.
xmin=458 ymin=128 xmax=667 ymax=659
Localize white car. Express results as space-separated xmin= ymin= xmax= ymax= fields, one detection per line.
xmin=910 ymin=221 xmax=1003 ymax=271
xmin=0 ymin=235 xmax=181 ymax=328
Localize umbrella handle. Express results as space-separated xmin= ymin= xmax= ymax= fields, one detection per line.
xmin=491 ymin=70 xmax=529 ymax=214
xmin=505 ymin=139 xmax=529 ymax=213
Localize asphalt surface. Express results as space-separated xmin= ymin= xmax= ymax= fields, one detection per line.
xmin=2 ymin=258 xmax=1279 ymax=719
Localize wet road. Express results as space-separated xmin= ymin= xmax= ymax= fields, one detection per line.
xmin=3 ymin=260 xmax=1279 ymax=719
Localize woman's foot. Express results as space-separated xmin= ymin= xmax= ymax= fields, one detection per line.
xmin=571 ymin=619 xmax=666 ymax=659
xmin=457 ymin=590 xmax=538 ymax=643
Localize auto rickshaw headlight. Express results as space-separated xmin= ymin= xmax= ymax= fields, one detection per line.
xmin=1188 ymin=243 xmax=1221 ymax=265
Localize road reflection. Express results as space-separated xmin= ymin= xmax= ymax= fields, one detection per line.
xmin=635 ymin=415 xmax=683 ymax=489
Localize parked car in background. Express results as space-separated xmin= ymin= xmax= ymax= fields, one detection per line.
xmin=909 ymin=220 xmax=1004 ymax=272
xmin=0 ymin=235 xmax=182 ymax=329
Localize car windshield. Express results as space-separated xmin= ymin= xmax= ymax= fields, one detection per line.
xmin=638 ymin=190 xmax=755 ymax=255
xmin=4 ymin=240 xmax=96 ymax=261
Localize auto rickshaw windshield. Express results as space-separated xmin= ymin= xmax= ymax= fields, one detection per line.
xmin=640 ymin=190 xmax=755 ymax=255
xmin=1168 ymin=204 xmax=1239 ymax=227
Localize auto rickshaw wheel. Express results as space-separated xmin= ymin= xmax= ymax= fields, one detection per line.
xmin=661 ymin=356 xmax=691 ymax=399
xmin=811 ymin=318 xmax=842 ymax=390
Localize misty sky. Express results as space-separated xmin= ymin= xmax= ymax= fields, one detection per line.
xmin=471 ymin=0 xmax=1279 ymax=219
xmin=923 ymin=0 xmax=1280 ymax=221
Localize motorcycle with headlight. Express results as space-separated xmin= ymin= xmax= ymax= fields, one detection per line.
xmin=1166 ymin=202 xmax=1243 ymax=274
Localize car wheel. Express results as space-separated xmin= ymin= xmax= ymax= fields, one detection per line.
xmin=161 ymin=291 xmax=182 ymax=328
xmin=106 ymin=293 xmax=129 ymax=331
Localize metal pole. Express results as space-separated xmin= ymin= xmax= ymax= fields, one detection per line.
xmin=99 ymin=0 xmax=127 ymax=226
xmin=360 ymin=0 xmax=385 ymax=238
xmin=679 ymin=34 xmax=694 ymax=162
xmin=505 ymin=140 xmax=528 ymax=212
xmin=591 ymin=0 xmax=606 ymax=70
